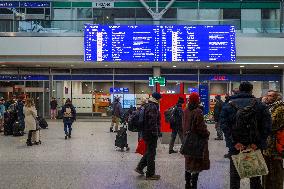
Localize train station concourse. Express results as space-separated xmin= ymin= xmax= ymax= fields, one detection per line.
xmin=0 ymin=0 xmax=284 ymax=189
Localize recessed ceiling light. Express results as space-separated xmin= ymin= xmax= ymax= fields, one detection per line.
xmin=36 ymin=65 xmax=40 ymax=67
xmin=173 ymin=65 xmax=177 ymax=68
xmin=105 ymin=65 xmax=108 ymax=67
xmin=138 ymin=65 xmax=142 ymax=67
xmin=70 ymin=65 xmax=74 ymax=67
xmin=274 ymin=65 xmax=279 ymax=68
xmin=206 ymin=66 xmax=210 ymax=68
xmin=1 ymin=65 xmax=6 ymax=67
xmin=240 ymin=65 xmax=245 ymax=68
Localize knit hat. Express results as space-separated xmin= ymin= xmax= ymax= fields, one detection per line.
xmin=151 ymin=92 xmax=162 ymax=100
xmin=188 ymin=92 xmax=200 ymax=104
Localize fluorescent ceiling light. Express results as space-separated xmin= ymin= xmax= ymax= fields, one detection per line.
xmin=173 ymin=65 xmax=177 ymax=68
xmin=274 ymin=65 xmax=279 ymax=68
xmin=206 ymin=66 xmax=210 ymax=68
xmin=240 ymin=65 xmax=245 ymax=68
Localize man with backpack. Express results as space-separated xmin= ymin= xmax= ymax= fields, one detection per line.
xmin=61 ymin=98 xmax=76 ymax=140
xmin=111 ymin=97 xmax=122 ymax=132
xmin=169 ymin=97 xmax=184 ymax=154
xmin=262 ymin=90 xmax=284 ymax=189
xmin=220 ymin=82 xmax=272 ymax=189
xmin=213 ymin=95 xmax=224 ymax=140
xmin=135 ymin=92 xmax=162 ymax=180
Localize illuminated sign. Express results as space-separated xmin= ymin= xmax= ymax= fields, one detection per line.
xmin=84 ymin=25 xmax=236 ymax=62
xmin=110 ymin=87 xmax=129 ymax=93
xmin=149 ymin=77 xmax=166 ymax=87
xmin=210 ymin=75 xmax=228 ymax=81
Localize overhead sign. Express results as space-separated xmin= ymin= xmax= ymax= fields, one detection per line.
xmin=92 ymin=2 xmax=114 ymax=8
xmin=84 ymin=25 xmax=236 ymax=62
xmin=110 ymin=87 xmax=129 ymax=93
xmin=149 ymin=77 xmax=166 ymax=87
xmin=199 ymin=84 xmax=209 ymax=115
xmin=0 ymin=2 xmax=19 ymax=7
xmin=0 ymin=1 xmax=50 ymax=8
xmin=210 ymin=75 xmax=229 ymax=81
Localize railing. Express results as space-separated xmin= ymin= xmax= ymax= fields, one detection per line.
xmin=0 ymin=19 xmax=282 ymax=34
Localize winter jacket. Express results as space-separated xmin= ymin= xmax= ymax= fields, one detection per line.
xmin=220 ymin=92 xmax=272 ymax=154
xmin=142 ymin=97 xmax=161 ymax=141
xmin=112 ymin=101 xmax=122 ymax=118
xmin=170 ymin=103 xmax=183 ymax=131
xmin=183 ymin=105 xmax=210 ymax=172
xmin=16 ymin=101 xmax=25 ymax=118
xmin=61 ymin=104 xmax=76 ymax=124
xmin=213 ymin=99 xmax=223 ymax=122
xmin=263 ymin=100 xmax=284 ymax=159
xmin=50 ymin=100 xmax=58 ymax=110
xmin=23 ymin=106 xmax=37 ymax=131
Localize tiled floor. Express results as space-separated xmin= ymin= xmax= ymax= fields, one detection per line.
xmin=0 ymin=121 xmax=251 ymax=189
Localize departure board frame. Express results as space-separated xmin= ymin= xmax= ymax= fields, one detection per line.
xmin=84 ymin=24 xmax=236 ymax=62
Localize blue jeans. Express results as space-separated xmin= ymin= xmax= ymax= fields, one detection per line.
xmin=64 ymin=122 xmax=72 ymax=135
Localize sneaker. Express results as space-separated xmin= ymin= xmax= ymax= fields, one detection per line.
xmin=169 ymin=150 xmax=178 ymax=154
xmin=134 ymin=168 xmax=144 ymax=175
xmin=146 ymin=175 xmax=161 ymax=180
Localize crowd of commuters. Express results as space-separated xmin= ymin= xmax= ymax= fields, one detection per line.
xmin=1 ymin=81 xmax=283 ymax=189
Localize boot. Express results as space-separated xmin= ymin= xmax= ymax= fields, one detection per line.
xmin=26 ymin=139 xmax=32 ymax=146
xmin=191 ymin=173 xmax=199 ymax=189
xmin=185 ymin=171 xmax=192 ymax=189
xmin=68 ymin=131 xmax=71 ymax=138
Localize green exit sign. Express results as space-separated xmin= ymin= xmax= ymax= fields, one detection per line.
xmin=149 ymin=77 xmax=166 ymax=87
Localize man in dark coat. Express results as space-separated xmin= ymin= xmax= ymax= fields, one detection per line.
xmin=220 ymin=82 xmax=272 ymax=189
xmin=213 ymin=95 xmax=224 ymax=140
xmin=111 ymin=97 xmax=122 ymax=132
xmin=135 ymin=92 xmax=162 ymax=180
xmin=169 ymin=97 xmax=184 ymax=154
xmin=16 ymin=95 xmax=25 ymax=131
xmin=61 ymin=98 xmax=76 ymax=140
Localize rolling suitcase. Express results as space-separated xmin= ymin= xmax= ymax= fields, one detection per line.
xmin=13 ymin=121 xmax=24 ymax=136
xmin=115 ymin=125 xmax=129 ymax=151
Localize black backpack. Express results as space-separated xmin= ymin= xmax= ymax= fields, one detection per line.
xmin=230 ymin=99 xmax=260 ymax=145
xmin=164 ymin=106 xmax=176 ymax=123
xmin=128 ymin=107 xmax=144 ymax=132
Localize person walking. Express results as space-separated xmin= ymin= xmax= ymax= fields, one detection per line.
xmin=111 ymin=97 xmax=122 ymax=132
xmin=262 ymin=90 xmax=284 ymax=189
xmin=138 ymin=97 xmax=147 ymax=140
xmin=220 ymin=82 xmax=272 ymax=189
xmin=61 ymin=98 xmax=76 ymax=140
xmin=183 ymin=92 xmax=210 ymax=189
xmin=50 ymin=97 xmax=58 ymax=119
xmin=135 ymin=92 xmax=162 ymax=180
xmin=23 ymin=98 xmax=37 ymax=146
xmin=0 ymin=97 xmax=5 ymax=132
xmin=169 ymin=97 xmax=184 ymax=154
xmin=213 ymin=95 xmax=224 ymax=140
xmin=16 ymin=95 xmax=25 ymax=132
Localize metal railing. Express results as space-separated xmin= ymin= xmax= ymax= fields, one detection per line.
xmin=0 ymin=19 xmax=282 ymax=34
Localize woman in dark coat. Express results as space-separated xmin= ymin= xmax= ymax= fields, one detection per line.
xmin=183 ymin=92 xmax=210 ymax=189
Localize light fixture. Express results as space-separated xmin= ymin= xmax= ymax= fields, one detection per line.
xmin=173 ymin=65 xmax=177 ymax=68
xmin=105 ymin=65 xmax=108 ymax=67
xmin=71 ymin=65 xmax=74 ymax=67
xmin=253 ymin=81 xmax=257 ymax=83
xmin=240 ymin=65 xmax=245 ymax=68
xmin=36 ymin=65 xmax=41 ymax=67
xmin=206 ymin=66 xmax=210 ymax=68
xmin=1 ymin=65 xmax=6 ymax=67
xmin=138 ymin=65 xmax=142 ymax=67
xmin=274 ymin=65 xmax=279 ymax=68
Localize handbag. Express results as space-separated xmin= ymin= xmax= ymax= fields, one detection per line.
xmin=180 ymin=113 xmax=207 ymax=159
xmin=232 ymin=149 xmax=269 ymax=179
xmin=135 ymin=139 xmax=147 ymax=155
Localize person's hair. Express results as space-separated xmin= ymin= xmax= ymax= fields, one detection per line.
xmin=239 ymin=82 xmax=253 ymax=92
xmin=25 ymin=98 xmax=35 ymax=107
xmin=277 ymin=92 xmax=283 ymax=101
xmin=267 ymin=90 xmax=277 ymax=93
xmin=65 ymin=98 xmax=71 ymax=104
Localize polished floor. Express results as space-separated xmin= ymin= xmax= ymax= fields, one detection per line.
xmin=0 ymin=121 xmax=251 ymax=189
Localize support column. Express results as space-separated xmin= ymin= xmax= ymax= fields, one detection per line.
xmin=282 ymin=69 xmax=284 ymax=93
xmin=153 ymin=66 xmax=161 ymax=77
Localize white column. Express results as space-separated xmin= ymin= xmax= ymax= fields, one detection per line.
xmin=282 ymin=69 xmax=284 ymax=93
xmin=153 ymin=66 xmax=161 ymax=77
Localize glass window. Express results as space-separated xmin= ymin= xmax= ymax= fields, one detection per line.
xmin=26 ymin=81 xmax=43 ymax=87
xmin=160 ymin=8 xmax=177 ymax=18
xmin=223 ymin=9 xmax=241 ymax=19
xmin=77 ymin=8 xmax=92 ymax=19
xmin=135 ymin=8 xmax=152 ymax=18
xmin=45 ymin=8 xmax=50 ymax=16
xmin=82 ymin=82 xmax=92 ymax=94
xmin=262 ymin=9 xmax=280 ymax=19
xmin=26 ymin=8 xmax=44 ymax=14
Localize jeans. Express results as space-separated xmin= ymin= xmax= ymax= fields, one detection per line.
xmin=64 ymin=122 xmax=72 ymax=135
xmin=169 ymin=129 xmax=183 ymax=151
xmin=215 ymin=122 xmax=223 ymax=139
xmin=137 ymin=135 xmax=158 ymax=177
xmin=230 ymin=156 xmax=263 ymax=189
xmin=50 ymin=109 xmax=57 ymax=119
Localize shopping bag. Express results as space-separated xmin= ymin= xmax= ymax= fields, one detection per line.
xmin=231 ymin=149 xmax=269 ymax=179
xmin=135 ymin=139 xmax=147 ymax=155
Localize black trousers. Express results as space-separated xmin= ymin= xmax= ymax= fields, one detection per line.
xmin=169 ymin=129 xmax=183 ymax=151
xmin=230 ymin=157 xmax=263 ymax=189
xmin=137 ymin=136 xmax=158 ymax=177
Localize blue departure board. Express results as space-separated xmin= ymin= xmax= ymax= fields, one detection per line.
xmin=84 ymin=25 xmax=236 ymax=62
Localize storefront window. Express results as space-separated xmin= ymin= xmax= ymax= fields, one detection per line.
xmin=77 ymin=8 xmax=92 ymax=19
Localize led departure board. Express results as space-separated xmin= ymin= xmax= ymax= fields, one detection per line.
xmin=84 ymin=25 xmax=236 ymax=62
